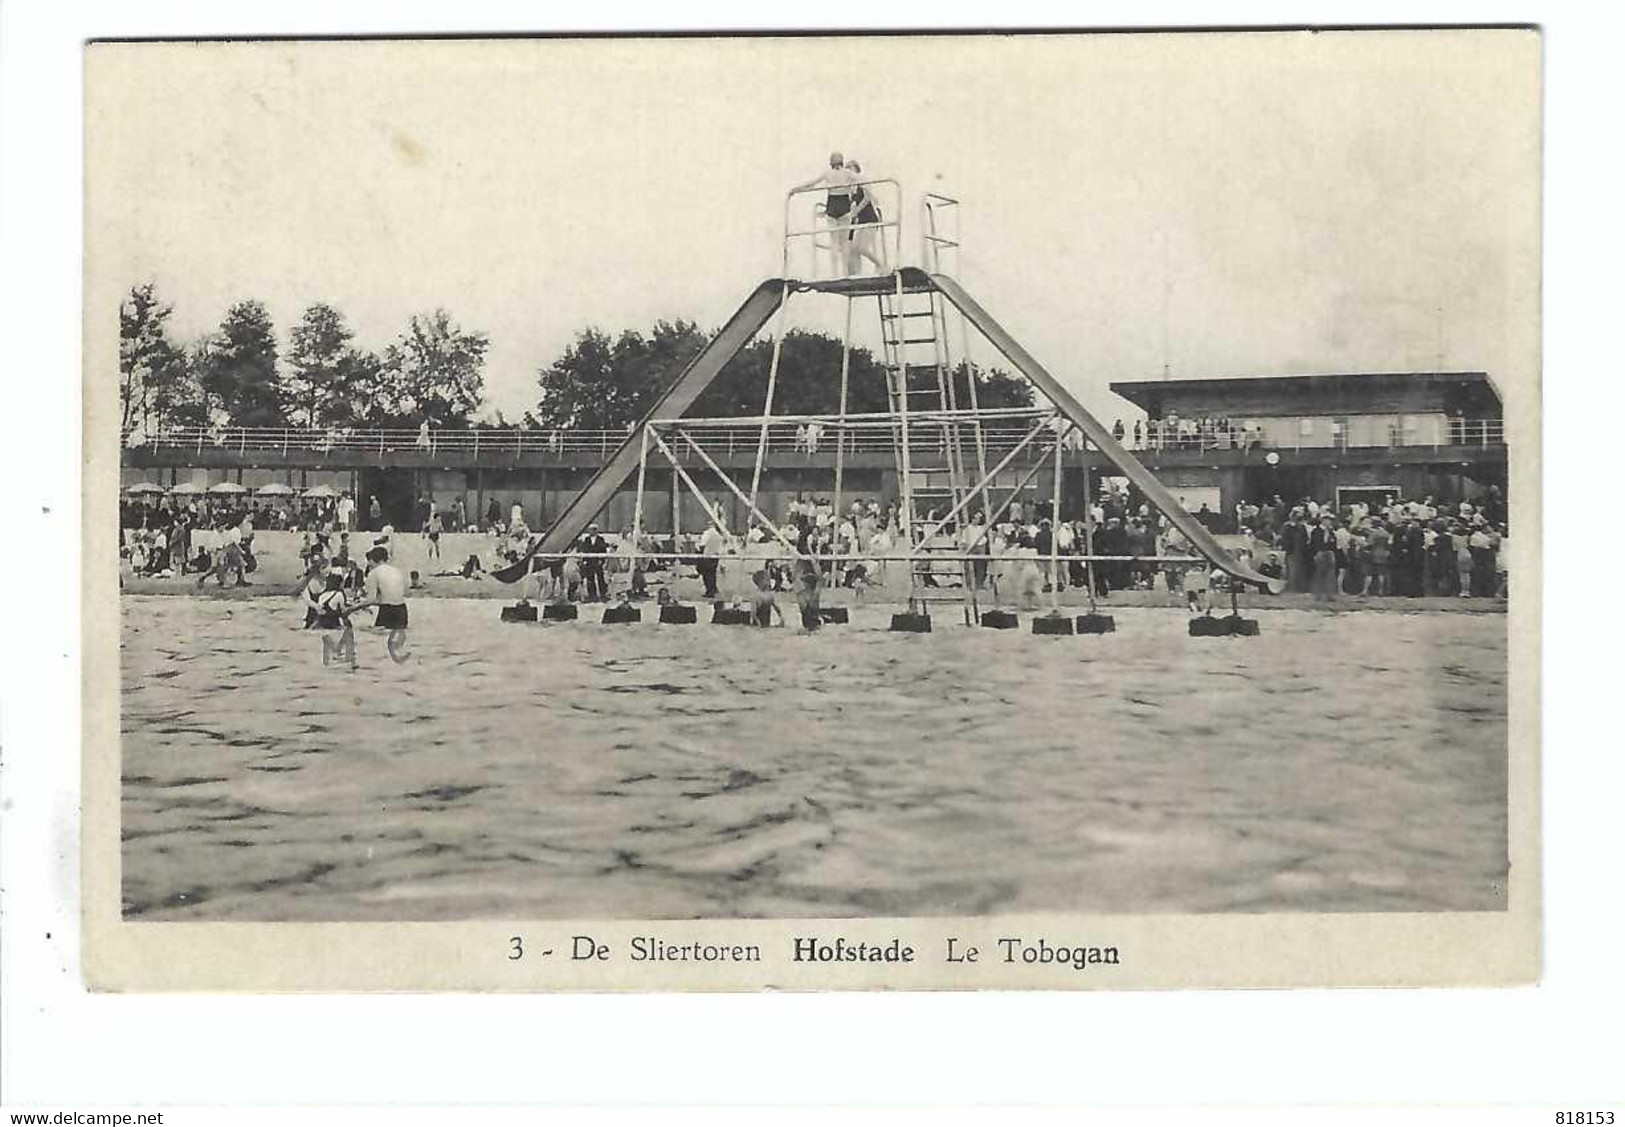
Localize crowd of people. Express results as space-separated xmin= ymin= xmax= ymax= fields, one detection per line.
xmin=1105 ymin=414 xmax=1264 ymax=452
xmin=1237 ymin=489 xmax=1509 ymax=601
xmin=124 ymin=474 xmax=1510 ymax=612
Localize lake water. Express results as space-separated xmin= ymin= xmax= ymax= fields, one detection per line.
xmin=120 ymin=595 xmax=1508 ymax=920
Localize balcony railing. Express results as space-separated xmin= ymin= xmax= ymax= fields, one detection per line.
xmin=120 ymin=417 xmax=1507 ymax=462
xmin=121 ymin=423 xmax=1058 ymax=461
xmin=1131 ymin=419 xmax=1505 ymax=453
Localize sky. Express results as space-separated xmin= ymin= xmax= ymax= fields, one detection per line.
xmin=87 ymin=31 xmax=1540 ymax=424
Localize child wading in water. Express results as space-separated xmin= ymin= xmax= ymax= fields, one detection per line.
xmin=750 ymin=570 xmax=784 ymax=627
xmin=314 ymin=572 xmax=358 ymax=671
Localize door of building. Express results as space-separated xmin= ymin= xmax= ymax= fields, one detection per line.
xmin=358 ymin=468 xmax=419 ymax=532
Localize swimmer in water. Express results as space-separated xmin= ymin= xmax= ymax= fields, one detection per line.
xmin=314 ymin=572 xmax=358 ymax=670
xmin=350 ymin=546 xmax=411 ymax=662
xmin=750 ymin=569 xmax=785 ymax=627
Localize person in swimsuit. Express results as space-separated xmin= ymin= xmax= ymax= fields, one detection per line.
xmin=351 ymin=546 xmax=411 ymax=663
xmin=791 ymin=534 xmax=824 ymax=631
xmin=314 ymin=572 xmax=358 ymax=670
xmin=790 ymin=152 xmax=858 ymax=277
xmin=843 ymin=159 xmax=887 ymax=274
xmin=297 ymin=559 xmax=327 ymax=629
xmin=750 ymin=570 xmax=784 ymax=628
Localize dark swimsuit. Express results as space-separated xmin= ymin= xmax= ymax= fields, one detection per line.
xmin=849 ymin=187 xmax=880 ymax=240
xmin=825 ymin=190 xmax=852 ymax=219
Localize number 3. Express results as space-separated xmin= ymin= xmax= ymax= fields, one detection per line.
xmin=509 ymin=935 xmax=524 ymax=961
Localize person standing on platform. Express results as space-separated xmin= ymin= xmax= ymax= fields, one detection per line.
xmin=842 ymin=160 xmax=887 ymax=275
xmin=790 ymin=152 xmax=858 ymax=278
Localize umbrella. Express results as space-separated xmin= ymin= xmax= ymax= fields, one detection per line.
xmin=124 ymin=482 xmax=164 ymax=495
xmin=168 ymin=482 xmax=202 ymax=495
xmin=207 ymin=482 xmax=249 ymax=495
xmin=302 ymin=484 xmax=339 ymax=498
xmin=255 ymin=482 xmax=294 ymax=496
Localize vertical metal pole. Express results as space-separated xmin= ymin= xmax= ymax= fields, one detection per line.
xmin=833 ymin=294 xmax=853 ymax=523
xmin=671 ymin=467 xmax=681 ymax=543
xmin=631 ymin=424 xmax=650 ymax=590
xmin=1050 ymin=423 xmax=1064 ymax=614
xmin=1083 ymin=454 xmax=1099 ymax=615
xmin=749 ymin=283 xmax=791 ymax=524
xmin=894 ymin=272 xmax=917 ymax=602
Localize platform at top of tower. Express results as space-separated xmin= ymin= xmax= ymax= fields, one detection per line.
xmin=790 ymin=267 xmax=937 ymax=297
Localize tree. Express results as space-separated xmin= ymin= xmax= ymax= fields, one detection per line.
xmin=199 ymin=300 xmax=284 ymax=427
xmin=376 ymin=309 xmax=489 ymax=427
xmin=534 ymin=321 xmax=707 ymax=430
xmin=119 ymin=282 xmax=193 ymax=437
xmin=281 ymin=303 xmax=380 ymax=428
xmin=532 ymin=321 xmax=1033 ymax=431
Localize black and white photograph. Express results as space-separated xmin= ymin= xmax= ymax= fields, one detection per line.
xmin=83 ymin=28 xmax=1540 ymax=988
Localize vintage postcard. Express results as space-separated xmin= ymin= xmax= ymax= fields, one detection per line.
xmin=83 ymin=28 xmax=1540 ymax=990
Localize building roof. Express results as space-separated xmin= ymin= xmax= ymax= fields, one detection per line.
xmin=1108 ymin=371 xmax=1497 ymax=414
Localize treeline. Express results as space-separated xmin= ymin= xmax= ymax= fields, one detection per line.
xmin=529 ymin=321 xmax=1033 ymax=429
xmin=121 ymin=283 xmax=1034 ymax=436
xmin=119 ymin=282 xmax=490 ymax=435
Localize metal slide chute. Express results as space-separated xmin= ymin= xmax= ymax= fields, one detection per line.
xmin=930 ymin=273 xmax=1287 ymax=594
xmin=523 ymin=279 xmax=790 ymax=564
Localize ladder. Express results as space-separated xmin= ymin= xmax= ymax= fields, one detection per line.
xmin=877 ymin=272 xmax=980 ymax=625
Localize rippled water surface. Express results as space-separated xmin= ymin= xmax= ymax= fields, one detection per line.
xmin=120 ymin=596 xmax=1508 ymax=920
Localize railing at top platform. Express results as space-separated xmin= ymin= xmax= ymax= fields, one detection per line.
xmin=783 ymin=177 xmax=902 ymax=280
xmin=920 ymin=191 xmax=960 ymax=274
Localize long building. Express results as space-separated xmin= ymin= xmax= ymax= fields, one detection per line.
xmin=121 ymin=371 xmax=1506 ymax=533
xmin=1105 ymin=371 xmax=1506 ymax=522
